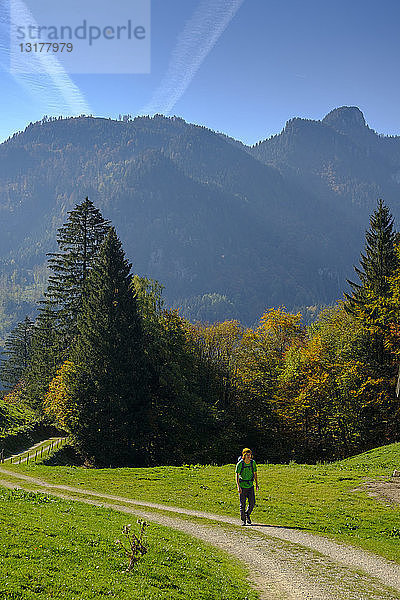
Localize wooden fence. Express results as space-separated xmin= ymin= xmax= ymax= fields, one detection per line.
xmin=0 ymin=437 xmax=67 ymax=464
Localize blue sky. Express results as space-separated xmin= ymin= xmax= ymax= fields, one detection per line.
xmin=1 ymin=0 xmax=400 ymax=144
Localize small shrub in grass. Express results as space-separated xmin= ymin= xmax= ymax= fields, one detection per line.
xmin=115 ymin=520 xmax=148 ymax=571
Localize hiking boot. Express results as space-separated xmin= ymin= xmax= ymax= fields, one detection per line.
xmin=241 ymin=520 xmax=246 ymax=526
xmin=246 ymin=515 xmax=252 ymax=525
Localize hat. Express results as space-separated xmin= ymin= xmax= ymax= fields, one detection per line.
xmin=242 ymin=447 xmax=252 ymax=456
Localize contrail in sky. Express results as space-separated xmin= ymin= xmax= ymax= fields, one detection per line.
xmin=0 ymin=0 xmax=90 ymax=115
xmin=141 ymin=0 xmax=245 ymax=115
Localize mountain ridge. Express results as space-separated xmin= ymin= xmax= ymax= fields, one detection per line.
xmin=0 ymin=107 xmax=399 ymax=334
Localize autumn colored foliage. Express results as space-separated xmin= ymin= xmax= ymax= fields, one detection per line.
xmin=4 ymin=198 xmax=400 ymax=464
xmin=43 ymin=361 xmax=78 ymax=429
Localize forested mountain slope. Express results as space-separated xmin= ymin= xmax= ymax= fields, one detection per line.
xmin=0 ymin=107 xmax=399 ymax=330
xmin=251 ymin=106 xmax=400 ymax=218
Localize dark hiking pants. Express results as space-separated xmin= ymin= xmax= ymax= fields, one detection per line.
xmin=239 ymin=486 xmax=255 ymax=521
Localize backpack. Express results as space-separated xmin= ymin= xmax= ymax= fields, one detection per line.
xmin=237 ymin=457 xmax=255 ymax=482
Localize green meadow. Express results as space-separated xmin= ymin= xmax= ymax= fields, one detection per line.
xmin=3 ymin=442 xmax=400 ymax=563
xmin=0 ymin=487 xmax=258 ymax=600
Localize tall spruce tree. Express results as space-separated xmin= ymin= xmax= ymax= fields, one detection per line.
xmin=23 ymin=198 xmax=110 ymax=408
xmin=45 ymin=197 xmax=110 ymax=349
xmin=345 ymin=198 xmax=398 ymax=365
xmin=0 ymin=317 xmax=33 ymax=389
xmin=69 ymin=228 xmax=146 ymax=465
xmin=345 ymin=199 xmax=397 ymax=309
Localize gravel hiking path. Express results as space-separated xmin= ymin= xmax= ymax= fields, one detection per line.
xmin=1 ymin=445 xmax=400 ymax=599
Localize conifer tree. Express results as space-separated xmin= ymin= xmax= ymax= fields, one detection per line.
xmin=345 ymin=199 xmax=397 ymax=310
xmin=69 ymin=228 xmax=145 ymax=465
xmin=45 ymin=197 xmax=110 ymax=349
xmin=24 ymin=307 xmax=61 ymax=409
xmin=22 ymin=198 xmax=110 ymax=409
xmin=345 ymin=198 xmax=398 ymax=366
xmin=0 ymin=316 xmax=33 ymax=389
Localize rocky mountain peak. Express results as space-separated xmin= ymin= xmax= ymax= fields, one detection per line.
xmin=322 ymin=106 xmax=367 ymax=133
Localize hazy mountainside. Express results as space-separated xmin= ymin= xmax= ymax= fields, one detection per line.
xmin=0 ymin=107 xmax=399 ymax=332
xmin=251 ymin=106 xmax=400 ymax=218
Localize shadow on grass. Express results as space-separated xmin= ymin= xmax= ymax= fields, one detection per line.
xmin=42 ymin=444 xmax=83 ymax=467
xmin=247 ymin=523 xmax=311 ymax=531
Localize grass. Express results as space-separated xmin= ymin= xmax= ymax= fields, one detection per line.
xmin=0 ymin=395 xmax=36 ymax=438
xmin=0 ymin=487 xmax=259 ymax=600
xmin=4 ymin=442 xmax=400 ymax=563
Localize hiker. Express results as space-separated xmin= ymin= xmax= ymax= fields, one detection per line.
xmin=235 ymin=447 xmax=258 ymax=525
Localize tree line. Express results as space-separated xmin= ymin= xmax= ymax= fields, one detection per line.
xmin=1 ymin=198 xmax=400 ymax=465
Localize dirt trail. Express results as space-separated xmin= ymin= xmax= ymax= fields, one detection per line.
xmin=1 ymin=444 xmax=400 ymax=599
